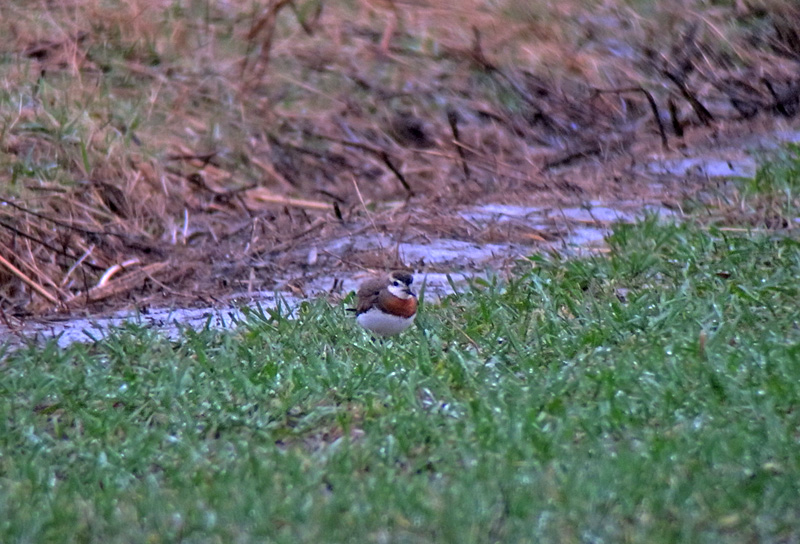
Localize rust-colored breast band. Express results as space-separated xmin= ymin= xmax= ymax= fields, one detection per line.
xmin=377 ymin=291 xmax=417 ymax=318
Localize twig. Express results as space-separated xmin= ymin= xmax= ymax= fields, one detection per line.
xmin=333 ymin=202 xmax=344 ymax=222
xmin=0 ymin=253 xmax=59 ymax=305
xmin=265 ymin=217 xmax=326 ymax=254
xmin=1 ymin=199 xmax=137 ymax=242
xmin=542 ymin=144 xmax=602 ymax=171
xmin=662 ymin=70 xmax=714 ymax=126
xmin=668 ymin=96 xmax=683 ymax=137
xmin=0 ymin=217 xmax=103 ymax=270
xmin=0 ymin=242 xmax=69 ymax=299
xmin=240 ymin=0 xmax=293 ymax=83
xmin=593 ymin=86 xmax=669 ymax=150
xmin=245 ymin=188 xmax=332 ymax=211
xmin=61 ymin=244 xmax=95 ymax=287
xmin=311 ymin=132 xmax=413 ymax=194
xmin=96 ymin=259 xmax=141 ymax=289
xmin=447 ymin=108 xmax=472 ymax=182
xmin=182 ymin=208 xmax=190 ymax=244
xmin=70 ymin=262 xmax=169 ymax=303
xmin=406 ymin=148 xmax=545 ymax=187
xmin=378 ymin=151 xmax=413 ymax=195
xmin=762 ymin=78 xmax=800 ymax=117
xmin=351 ymin=176 xmax=380 ymax=239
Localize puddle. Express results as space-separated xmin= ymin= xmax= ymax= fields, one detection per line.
xmin=460 ymin=200 xmax=674 ymax=250
xmin=646 ymin=157 xmax=757 ymax=179
xmin=1 ymin=272 xmax=479 ymax=349
xmin=326 ymin=234 xmax=523 ymax=266
xmin=2 ymin=198 xmax=679 ymax=349
xmin=460 ymin=200 xmax=673 ymax=225
xmin=3 ymin=302 xmax=257 ymax=350
xmin=0 ymin=191 xmax=698 ymax=350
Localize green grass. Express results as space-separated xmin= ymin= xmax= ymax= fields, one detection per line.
xmin=2 ymin=181 xmax=800 ymax=542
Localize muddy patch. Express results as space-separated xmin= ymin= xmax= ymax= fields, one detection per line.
xmin=2 ymin=198 xmax=678 ymax=347
xmin=2 ymin=271 xmax=478 ymax=348
xmin=6 ymin=120 xmax=800 ymax=349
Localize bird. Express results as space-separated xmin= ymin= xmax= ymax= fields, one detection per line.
xmin=352 ymin=270 xmax=417 ymax=337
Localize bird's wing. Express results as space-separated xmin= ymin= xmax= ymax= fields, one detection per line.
xmin=355 ymin=277 xmax=385 ymax=315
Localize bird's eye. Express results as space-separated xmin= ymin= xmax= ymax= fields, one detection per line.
xmin=392 ymin=280 xmax=400 ymax=287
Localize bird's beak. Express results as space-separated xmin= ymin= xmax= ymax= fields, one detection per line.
xmin=406 ymin=287 xmax=416 ymax=297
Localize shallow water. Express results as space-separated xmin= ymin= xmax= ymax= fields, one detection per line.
xmin=0 ymin=142 xmax=767 ymax=349
xmin=646 ymin=157 xmax=757 ymax=178
xmin=1 ymin=273 xmax=479 ymax=349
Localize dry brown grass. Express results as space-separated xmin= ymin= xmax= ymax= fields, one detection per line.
xmin=0 ymin=0 xmax=798 ymax=317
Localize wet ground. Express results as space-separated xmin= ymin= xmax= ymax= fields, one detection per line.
xmin=4 ymin=0 xmax=800 ymax=348
xmin=6 ymin=125 xmax=799 ymax=349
